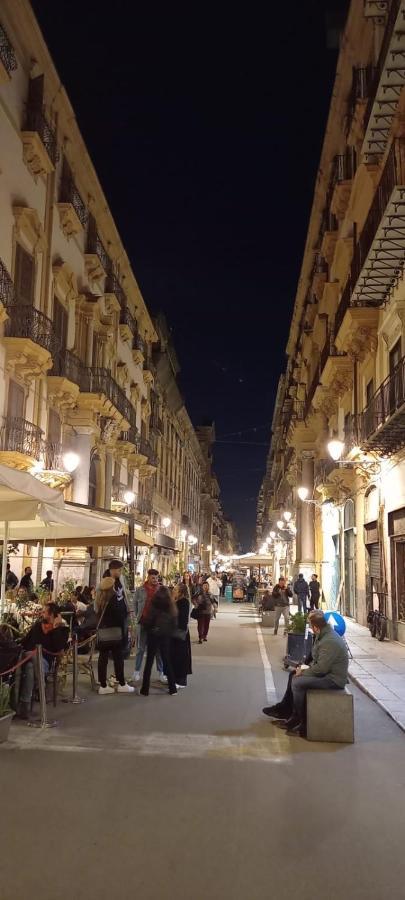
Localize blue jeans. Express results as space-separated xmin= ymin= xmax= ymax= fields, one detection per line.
xmin=135 ymin=624 xmax=163 ymax=674
xmin=297 ymin=597 xmax=308 ymax=615
xmin=292 ymin=674 xmax=342 ymax=722
xmin=20 ymin=655 xmax=50 ymax=704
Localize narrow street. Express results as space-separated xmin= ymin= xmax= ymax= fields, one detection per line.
xmin=2 ymin=605 xmax=405 ymax=900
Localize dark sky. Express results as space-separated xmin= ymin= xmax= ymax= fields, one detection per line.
xmin=32 ymin=0 xmax=347 ymax=549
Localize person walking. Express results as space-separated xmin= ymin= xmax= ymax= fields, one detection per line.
xmin=95 ymin=577 xmax=134 ymax=695
xmin=207 ymin=572 xmax=221 ymax=604
xmin=171 ymin=583 xmax=192 ymax=687
xmin=272 ymin=576 xmax=293 ymax=635
xmin=140 ymin=586 xmax=178 ymax=696
xmin=194 ymin=581 xmax=216 ymax=643
xmin=221 ymin=571 xmax=228 ymax=597
xmin=133 ymin=569 xmax=166 ymax=683
xmin=293 ymin=573 xmax=310 ymax=615
xmin=309 ymin=574 xmax=321 ymax=610
xmin=247 ymin=577 xmax=257 ymax=604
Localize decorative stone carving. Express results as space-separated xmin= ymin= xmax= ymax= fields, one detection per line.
xmin=3 ymin=339 xmax=52 ymax=381
xmin=13 ymin=206 xmax=46 ymax=252
xmin=99 ymin=417 xmax=118 ymax=444
xmin=141 ymin=399 xmax=151 ymax=421
xmin=56 ymin=203 xmax=83 ymax=239
xmin=130 ymin=383 xmax=140 ymax=405
xmin=52 ymin=261 xmax=78 ymax=302
xmin=84 ymin=253 xmax=106 ymax=282
xmin=116 ymin=362 xmax=129 ymax=388
xmin=21 ymin=131 xmax=54 ymax=180
xmin=335 ymin=307 xmax=380 ymax=358
xmin=47 ymin=376 xmax=79 ymax=409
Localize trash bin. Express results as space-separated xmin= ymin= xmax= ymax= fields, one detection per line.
xmin=225 ymin=584 xmax=233 ymax=602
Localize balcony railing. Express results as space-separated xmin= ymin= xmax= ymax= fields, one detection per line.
xmin=347 ymin=65 xmax=376 ymax=129
xmin=86 ymin=216 xmax=111 ymax=276
xmin=137 ymin=496 xmax=152 ymax=517
xmin=364 ymin=0 xmax=401 ymax=136
xmin=139 ymin=437 xmax=158 ymax=467
xmin=360 ymin=353 xmax=405 ymax=451
xmin=335 ymin=138 xmax=405 ymax=334
xmin=112 ymin=483 xmax=138 ymax=507
xmin=0 ymin=417 xmax=42 ymax=460
xmin=119 ymin=305 xmax=138 ymax=339
xmin=0 ymin=24 xmax=17 ymax=75
xmin=119 ymin=426 xmax=139 ymax=447
xmin=50 ymin=348 xmax=83 ymax=383
xmin=24 ymin=108 xmax=58 ymax=167
xmin=4 ymin=304 xmax=61 ymax=356
xmin=59 ymin=160 xmax=88 ymax=227
xmin=320 ymin=207 xmax=338 ymax=237
xmin=41 ymin=440 xmax=64 ymax=471
xmin=106 ymin=273 xmax=127 ymax=309
xmin=79 ymin=366 xmax=135 ymax=428
xmin=0 ymin=259 xmax=15 ymax=306
xmin=332 ymin=147 xmax=357 ymax=187
xmin=134 ymin=334 xmax=145 ymax=355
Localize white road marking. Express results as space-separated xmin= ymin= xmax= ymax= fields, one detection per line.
xmin=255 ymin=622 xmax=276 ymax=702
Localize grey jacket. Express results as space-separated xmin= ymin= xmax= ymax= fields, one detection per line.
xmin=134 ymin=585 xmax=149 ymax=624
xmin=305 ymin=624 xmax=349 ymax=688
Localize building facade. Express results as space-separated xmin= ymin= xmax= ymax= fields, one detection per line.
xmin=0 ymin=1 xmax=206 ymax=589
xmin=260 ymin=0 xmax=405 ymax=638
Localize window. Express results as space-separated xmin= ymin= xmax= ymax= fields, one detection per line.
xmin=14 ymin=244 xmax=34 ymax=305
xmin=7 ymin=381 xmax=24 ymax=419
xmin=89 ymin=456 xmax=98 ymax=508
xmin=366 ymin=379 xmax=374 ymax=407
xmin=48 ymin=409 xmax=61 ymax=445
xmin=53 ymin=298 xmax=68 ymax=350
xmin=389 ymin=339 xmax=401 ymax=375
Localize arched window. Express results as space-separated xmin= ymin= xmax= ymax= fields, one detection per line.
xmin=344 ymin=499 xmax=354 ymax=530
xmin=89 ymin=455 xmax=98 ymax=508
xmin=365 ymin=486 xmax=378 ymax=523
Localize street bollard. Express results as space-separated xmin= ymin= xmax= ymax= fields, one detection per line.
xmin=69 ymin=635 xmax=85 ymax=704
xmin=36 ymin=644 xmax=48 ymax=728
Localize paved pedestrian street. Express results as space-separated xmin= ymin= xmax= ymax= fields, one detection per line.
xmin=2 ymin=605 xmax=405 ymax=900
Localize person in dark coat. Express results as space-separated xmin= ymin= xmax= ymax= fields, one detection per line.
xmin=95 ymin=577 xmax=134 ymax=695
xmin=171 ymin=583 xmax=192 ymax=688
xmin=309 ymin=574 xmax=321 ymax=610
xmin=140 ymin=586 xmax=177 ymax=696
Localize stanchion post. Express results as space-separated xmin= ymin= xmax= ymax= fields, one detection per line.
xmin=36 ymin=644 xmax=48 ymax=728
xmin=70 ymin=634 xmax=85 ymax=704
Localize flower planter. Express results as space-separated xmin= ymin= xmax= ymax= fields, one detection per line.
xmin=0 ymin=712 xmax=14 ymax=743
xmin=285 ymin=632 xmax=313 ymax=664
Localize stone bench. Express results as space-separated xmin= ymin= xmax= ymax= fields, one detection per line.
xmin=261 ymin=610 xmax=276 ymax=628
xmin=306 ymin=688 xmax=354 ymax=743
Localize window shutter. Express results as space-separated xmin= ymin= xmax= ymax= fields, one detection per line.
xmin=369 ymin=543 xmax=381 ymax=580
xmin=48 ymin=409 xmax=61 ymax=445
xmin=7 ymin=381 xmax=25 ymax=418
xmin=53 ymin=298 xmax=68 ymax=349
xmin=15 ymin=244 xmax=34 ymax=304
xmin=27 ymin=74 xmax=44 ymax=113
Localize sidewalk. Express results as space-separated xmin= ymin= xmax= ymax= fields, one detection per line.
xmin=346 ymin=619 xmax=405 ymax=732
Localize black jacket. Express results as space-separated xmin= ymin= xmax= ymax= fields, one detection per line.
xmin=272 ymin=584 xmax=293 ymax=607
xmin=23 ymin=621 xmax=69 ymax=658
xmin=309 ymin=580 xmax=320 ymax=602
xmin=97 ymin=595 xmax=127 ymax=633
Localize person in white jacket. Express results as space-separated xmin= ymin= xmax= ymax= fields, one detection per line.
xmin=207 ymin=574 xmax=221 ymax=601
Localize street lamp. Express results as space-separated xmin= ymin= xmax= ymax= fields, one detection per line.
xmin=180 ymin=529 xmax=187 ymax=541
xmin=297 ymin=486 xmax=309 ymax=501
xmin=207 ymin=544 xmax=212 ymax=551
xmin=269 ymin=530 xmax=276 ymax=539
xmin=327 ymin=438 xmax=345 ymax=462
xmin=62 ymin=451 xmax=80 ymax=473
xmin=123 ymin=489 xmax=135 ymax=505
xmin=162 ymin=516 xmax=171 ymax=529
xmin=283 ymin=510 xmax=292 ymax=522
xmin=276 ymin=520 xmax=284 ymax=530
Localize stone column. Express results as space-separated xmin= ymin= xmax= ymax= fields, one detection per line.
xmin=86 ymin=318 xmax=94 ymax=367
xmin=105 ymin=450 xmax=113 ymax=510
xmin=297 ymin=453 xmax=316 ymax=578
xmin=72 ymin=428 xmax=93 ymax=504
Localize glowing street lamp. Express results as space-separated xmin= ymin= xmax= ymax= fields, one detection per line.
xmin=297 ymin=486 xmax=309 ymax=502
xmin=277 ymin=520 xmax=284 ymax=530
xmin=123 ymin=490 xmax=135 ymax=505
xmin=180 ymin=529 xmax=187 ymax=541
xmin=327 ymin=438 xmax=345 ymax=462
xmin=283 ymin=510 xmax=292 ymax=522
xmin=207 ymin=544 xmax=212 ymax=551
xmin=269 ymin=530 xmax=276 ymax=539
xmin=62 ymin=451 xmax=80 ymax=473
xmin=162 ymin=516 xmax=171 ymax=529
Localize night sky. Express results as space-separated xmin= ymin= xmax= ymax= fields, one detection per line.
xmin=32 ymin=0 xmax=347 ymax=549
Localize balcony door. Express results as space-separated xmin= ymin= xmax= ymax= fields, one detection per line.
xmin=7 ymin=381 xmax=25 ymax=420
xmin=53 ymin=298 xmax=68 ymax=350
xmin=389 ymin=339 xmax=403 ymax=416
xmin=14 ymin=244 xmax=35 ymax=306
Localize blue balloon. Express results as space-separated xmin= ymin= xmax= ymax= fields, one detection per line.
xmin=324 ymin=610 xmax=346 ymax=636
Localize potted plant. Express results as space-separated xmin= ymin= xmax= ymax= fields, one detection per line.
xmin=285 ymin=612 xmax=312 ymax=664
xmin=0 ymin=681 xmax=14 ymax=743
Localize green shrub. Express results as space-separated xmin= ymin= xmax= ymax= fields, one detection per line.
xmin=287 ymin=612 xmax=308 ymax=634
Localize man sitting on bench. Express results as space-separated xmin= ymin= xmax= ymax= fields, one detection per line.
xmin=263 ymin=610 xmax=349 ymax=737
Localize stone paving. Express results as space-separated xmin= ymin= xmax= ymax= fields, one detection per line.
xmin=346 ymin=619 xmax=405 ymax=732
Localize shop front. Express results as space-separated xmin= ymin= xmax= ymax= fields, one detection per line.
xmin=389 ymin=507 xmax=405 ymax=643
xmin=153 ymin=532 xmax=179 ymax=578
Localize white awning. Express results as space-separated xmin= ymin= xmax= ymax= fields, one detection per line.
xmin=0 ymin=463 xmax=64 ymax=520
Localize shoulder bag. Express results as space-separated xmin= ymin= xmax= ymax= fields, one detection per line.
xmin=96 ymin=600 xmax=122 ymax=649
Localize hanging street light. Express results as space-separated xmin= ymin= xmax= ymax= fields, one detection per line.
xmin=123 ymin=489 xmax=135 ymax=505
xmin=327 ymin=438 xmax=345 ymax=462
xmin=283 ymin=510 xmax=292 ymax=522
xmin=297 ymin=486 xmax=309 ymax=501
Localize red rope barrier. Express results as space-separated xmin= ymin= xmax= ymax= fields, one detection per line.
xmin=0 ymin=649 xmax=37 ymax=677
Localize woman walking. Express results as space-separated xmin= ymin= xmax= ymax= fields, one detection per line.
xmin=171 ymin=583 xmax=192 ymax=687
xmin=140 ymin=586 xmax=178 ymax=695
xmin=194 ymin=581 xmax=216 ymax=644
xmin=95 ymin=577 xmax=134 ymax=695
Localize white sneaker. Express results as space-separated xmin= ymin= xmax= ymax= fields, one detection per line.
xmin=176 ymin=683 xmax=186 ymax=689
xmin=159 ymin=673 xmax=168 ymax=684
xmin=98 ymin=685 xmax=115 ymax=695
xmin=117 ymin=683 xmax=135 ymax=693
xmin=133 ymin=671 xmax=141 ymax=682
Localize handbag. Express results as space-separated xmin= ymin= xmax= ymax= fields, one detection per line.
xmin=96 ymin=599 xmax=122 ymax=648
xmin=190 ymin=607 xmax=199 ymax=620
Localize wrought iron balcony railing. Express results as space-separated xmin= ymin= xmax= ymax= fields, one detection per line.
xmin=134 ymin=334 xmax=145 ymax=355
xmin=119 ymin=426 xmax=139 ymax=447
xmin=0 ymin=24 xmax=17 ymax=75
xmin=4 ymin=304 xmax=61 ymax=356
xmin=112 ymin=483 xmax=139 ymax=507
xmin=41 ymin=440 xmax=64 ymax=471
xmin=79 ymin=366 xmax=135 ymax=429
xmin=359 ymin=352 xmax=405 ymax=452
xmin=332 ymin=147 xmax=357 ymax=187
xmin=50 ymin=348 xmax=83 ymax=384
xmin=364 ymin=0 xmax=401 ymax=137
xmin=347 ymin=64 xmax=376 ymax=129
xmin=119 ymin=305 xmax=138 ymax=339
xmin=0 ymin=259 xmax=15 ymax=306
xmin=86 ymin=215 xmax=111 ymax=276
xmin=0 ymin=416 xmax=42 ymax=460
xmin=59 ymin=160 xmax=88 ymax=227
xmin=24 ymin=108 xmax=58 ymax=167
xmin=136 ymin=495 xmax=153 ymax=517
xmin=106 ymin=273 xmax=127 ymax=309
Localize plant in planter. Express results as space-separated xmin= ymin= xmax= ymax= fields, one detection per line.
xmin=284 ymin=612 xmax=312 ymax=667
xmin=0 ymin=680 xmax=14 ymax=743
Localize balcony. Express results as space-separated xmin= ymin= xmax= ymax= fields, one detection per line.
xmin=111 ymin=482 xmax=138 ymax=512
xmin=335 ymin=139 xmax=405 ymax=353
xmin=0 ymin=23 xmax=17 ymax=84
xmin=0 ymin=259 xmax=15 ymax=308
xmin=132 ymin=333 xmax=145 ymax=366
xmin=106 ymin=273 xmax=127 ymax=311
xmin=139 ymin=437 xmax=158 ymax=470
xmin=22 ymin=108 xmax=58 ymax=179
xmin=119 ymin=305 xmax=138 ymax=346
xmin=57 ymin=158 xmax=88 ymax=237
xmin=0 ymin=416 xmax=42 ymax=470
xmin=47 ymin=348 xmax=81 ymax=408
xmin=320 ymin=208 xmax=338 ymax=265
xmin=78 ymin=367 xmax=134 ymax=429
xmin=331 ymin=148 xmax=357 ymax=219
xmin=347 ymin=65 xmax=376 ymax=140
xmin=85 ymin=215 xmax=111 ymax=281
xmin=4 ymin=305 xmax=60 ymax=377
xmin=115 ymin=425 xmax=139 ymax=458
xmin=359 ymin=353 xmax=405 ymax=454
xmin=136 ymin=496 xmax=153 ymax=518
xmin=363 ymin=0 xmax=405 ymax=157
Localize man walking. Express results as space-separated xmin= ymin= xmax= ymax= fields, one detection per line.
xmin=133 ymin=568 xmax=166 ymax=683
xmin=293 ymin=573 xmax=310 ymax=615
xmin=309 ymin=573 xmax=321 ymax=610
xmin=103 ymin=558 xmax=130 ymax=657
xmin=272 ymin=576 xmax=293 ymax=635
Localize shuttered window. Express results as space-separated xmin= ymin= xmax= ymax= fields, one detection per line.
xmin=369 ymin=543 xmax=381 ymax=580
xmin=14 ymin=244 xmax=35 ymax=305
xmin=53 ymin=298 xmax=68 ymax=350
xmin=48 ymin=409 xmax=61 ymax=445
xmin=7 ymin=381 xmax=24 ymax=418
